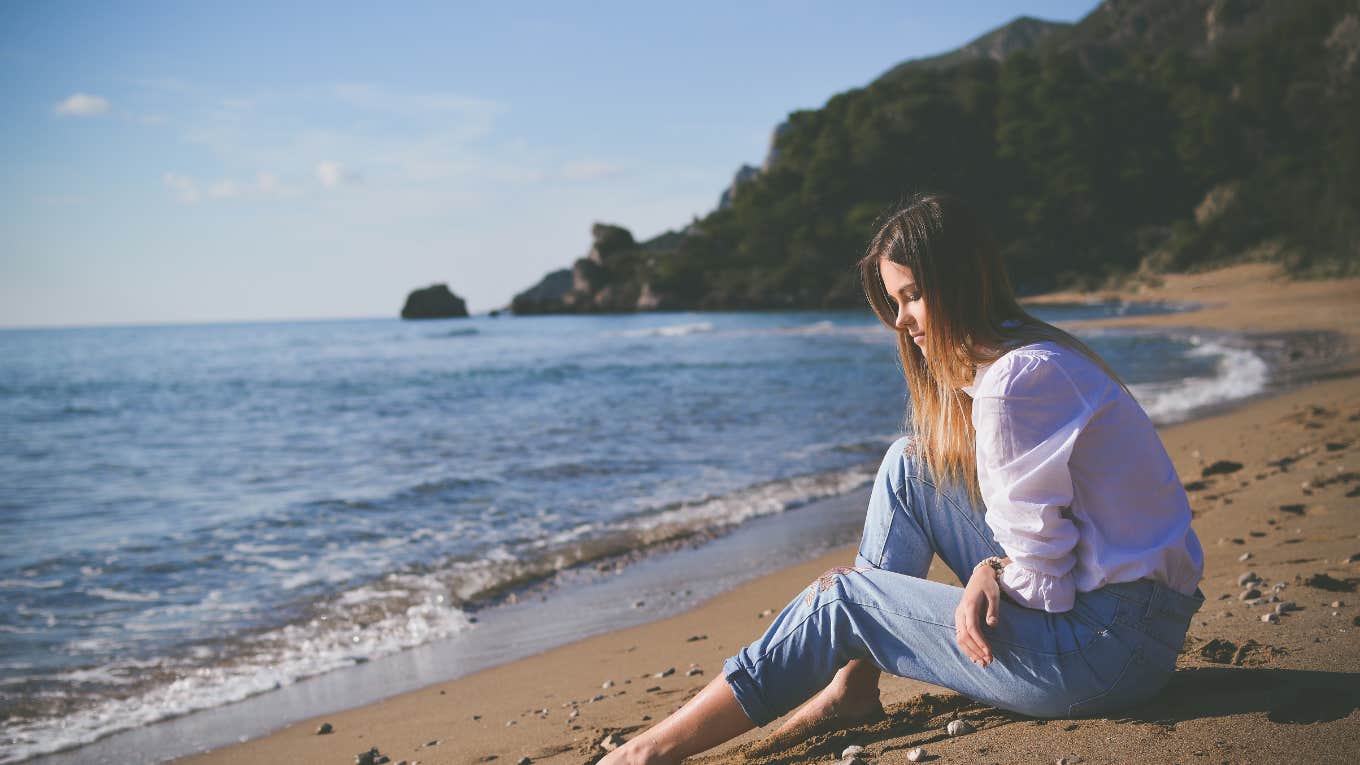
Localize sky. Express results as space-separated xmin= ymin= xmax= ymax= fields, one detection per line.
xmin=0 ymin=0 xmax=1101 ymax=327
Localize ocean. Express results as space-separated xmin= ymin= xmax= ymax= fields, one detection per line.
xmin=0 ymin=306 xmax=1269 ymax=762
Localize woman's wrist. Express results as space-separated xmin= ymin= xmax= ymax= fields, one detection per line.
xmin=975 ymin=556 xmax=1009 ymax=578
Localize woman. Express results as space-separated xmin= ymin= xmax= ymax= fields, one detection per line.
xmin=599 ymin=192 xmax=1205 ymax=764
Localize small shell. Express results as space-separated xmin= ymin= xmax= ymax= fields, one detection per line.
xmin=907 ymin=747 xmax=926 ymax=762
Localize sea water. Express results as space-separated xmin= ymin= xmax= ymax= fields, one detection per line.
xmin=0 ymin=305 xmax=1267 ymax=761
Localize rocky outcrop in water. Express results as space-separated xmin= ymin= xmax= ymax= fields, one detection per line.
xmin=401 ymin=284 xmax=469 ymax=319
xmin=512 ymin=223 xmax=675 ymax=314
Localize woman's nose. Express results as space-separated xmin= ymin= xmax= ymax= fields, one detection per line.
xmin=895 ymin=307 xmax=911 ymax=331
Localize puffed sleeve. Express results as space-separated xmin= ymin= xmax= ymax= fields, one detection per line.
xmin=971 ymin=352 xmax=1093 ymax=613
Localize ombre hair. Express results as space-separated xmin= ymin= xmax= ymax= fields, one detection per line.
xmin=858 ymin=192 xmax=1127 ymax=497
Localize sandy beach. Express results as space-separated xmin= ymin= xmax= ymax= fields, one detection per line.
xmin=180 ymin=264 xmax=1360 ymax=765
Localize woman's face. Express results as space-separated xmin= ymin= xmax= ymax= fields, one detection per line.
xmin=879 ymin=259 xmax=928 ymax=353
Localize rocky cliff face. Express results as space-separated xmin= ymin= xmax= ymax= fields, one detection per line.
xmin=401 ymin=284 xmax=469 ymax=319
xmin=511 ymin=224 xmax=664 ymax=314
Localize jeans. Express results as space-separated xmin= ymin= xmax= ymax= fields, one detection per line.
xmin=723 ymin=436 xmax=1205 ymax=725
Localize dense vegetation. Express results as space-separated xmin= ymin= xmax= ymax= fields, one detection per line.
xmin=519 ymin=0 xmax=1359 ymax=312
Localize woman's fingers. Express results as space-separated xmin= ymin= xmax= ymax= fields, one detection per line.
xmin=953 ymin=607 xmax=979 ymax=662
xmin=955 ymin=603 xmax=989 ymax=664
xmin=985 ymin=588 xmax=1000 ymax=627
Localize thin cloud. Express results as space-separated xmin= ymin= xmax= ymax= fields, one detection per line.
xmin=561 ymin=161 xmax=625 ymax=182
xmin=315 ymin=160 xmax=361 ymax=189
xmin=162 ymin=172 xmax=200 ymax=203
xmin=163 ymin=171 xmax=295 ymax=203
xmin=55 ymin=93 xmax=111 ymax=117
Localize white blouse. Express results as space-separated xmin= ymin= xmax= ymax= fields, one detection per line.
xmin=963 ymin=341 xmax=1204 ymax=613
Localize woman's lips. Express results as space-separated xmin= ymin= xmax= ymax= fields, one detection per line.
xmin=911 ymin=333 xmax=924 ymax=344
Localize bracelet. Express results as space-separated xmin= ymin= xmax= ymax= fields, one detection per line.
xmin=976 ymin=556 xmax=1006 ymax=577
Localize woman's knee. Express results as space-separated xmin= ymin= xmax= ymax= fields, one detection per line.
xmin=876 ymin=435 xmax=919 ymax=486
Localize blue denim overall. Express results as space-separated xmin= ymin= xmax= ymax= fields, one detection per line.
xmin=723 ymin=436 xmax=1205 ymax=725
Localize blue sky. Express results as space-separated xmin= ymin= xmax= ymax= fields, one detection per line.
xmin=1 ymin=0 xmax=1100 ymax=327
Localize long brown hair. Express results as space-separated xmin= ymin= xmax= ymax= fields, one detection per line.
xmin=858 ymin=192 xmax=1126 ymax=496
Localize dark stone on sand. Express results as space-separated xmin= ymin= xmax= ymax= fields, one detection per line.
xmin=1280 ymin=503 xmax=1306 ymax=514
xmin=401 ymin=283 xmax=469 ymax=319
xmin=316 ymin=721 xmax=333 ymax=735
xmin=1240 ymin=588 xmax=1262 ymax=600
xmin=1183 ymin=480 xmax=1210 ymax=492
xmin=1303 ymin=573 xmax=1356 ymax=592
xmin=516 ymin=757 xmax=532 ymax=765
xmin=355 ymin=748 xmax=380 ymax=765
xmin=686 ymin=634 xmax=708 ymax=642
xmin=1202 ymin=460 xmax=1244 ymax=477
xmin=1199 ymin=638 xmax=1237 ymax=663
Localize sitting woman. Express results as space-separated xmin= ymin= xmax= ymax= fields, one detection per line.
xmin=599 ymin=192 xmax=1205 ymax=764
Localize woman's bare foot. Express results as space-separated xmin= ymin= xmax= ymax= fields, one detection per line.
xmin=749 ymin=659 xmax=885 ymax=755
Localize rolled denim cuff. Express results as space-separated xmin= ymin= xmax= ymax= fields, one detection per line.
xmin=722 ymin=654 xmax=776 ymax=727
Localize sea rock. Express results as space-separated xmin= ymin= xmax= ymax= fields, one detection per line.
xmin=401 ymin=284 xmax=469 ymax=319
xmin=511 ymin=223 xmax=660 ymax=314
xmin=947 ymin=718 xmax=974 ymax=735
xmin=511 ymin=269 xmax=574 ymax=315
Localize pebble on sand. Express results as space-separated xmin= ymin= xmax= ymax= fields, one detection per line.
xmin=655 ymin=667 xmax=676 ymax=678
xmin=316 ymin=722 xmax=333 ymax=735
xmin=1240 ymin=588 xmax=1262 ymax=600
xmin=841 ymin=745 xmax=864 ymax=758
xmin=907 ymin=747 xmax=927 ymax=762
xmin=516 ymin=757 xmax=531 ymax=765
xmin=1262 ymin=612 xmax=1280 ymax=623
xmin=686 ymin=668 xmax=704 ymax=676
xmin=1238 ymin=571 xmax=1260 ymax=586
xmin=947 ymin=718 xmax=974 ymax=735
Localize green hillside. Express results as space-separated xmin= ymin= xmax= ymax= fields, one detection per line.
xmin=513 ymin=0 xmax=1359 ymax=313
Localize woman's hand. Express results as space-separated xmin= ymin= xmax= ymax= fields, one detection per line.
xmin=955 ymin=562 xmax=1002 ymax=666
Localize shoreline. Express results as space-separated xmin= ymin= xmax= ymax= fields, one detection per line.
xmin=33 ymin=264 xmax=1360 ymax=764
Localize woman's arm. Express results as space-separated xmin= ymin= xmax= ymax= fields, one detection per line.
xmin=972 ymin=352 xmax=1093 ymax=613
